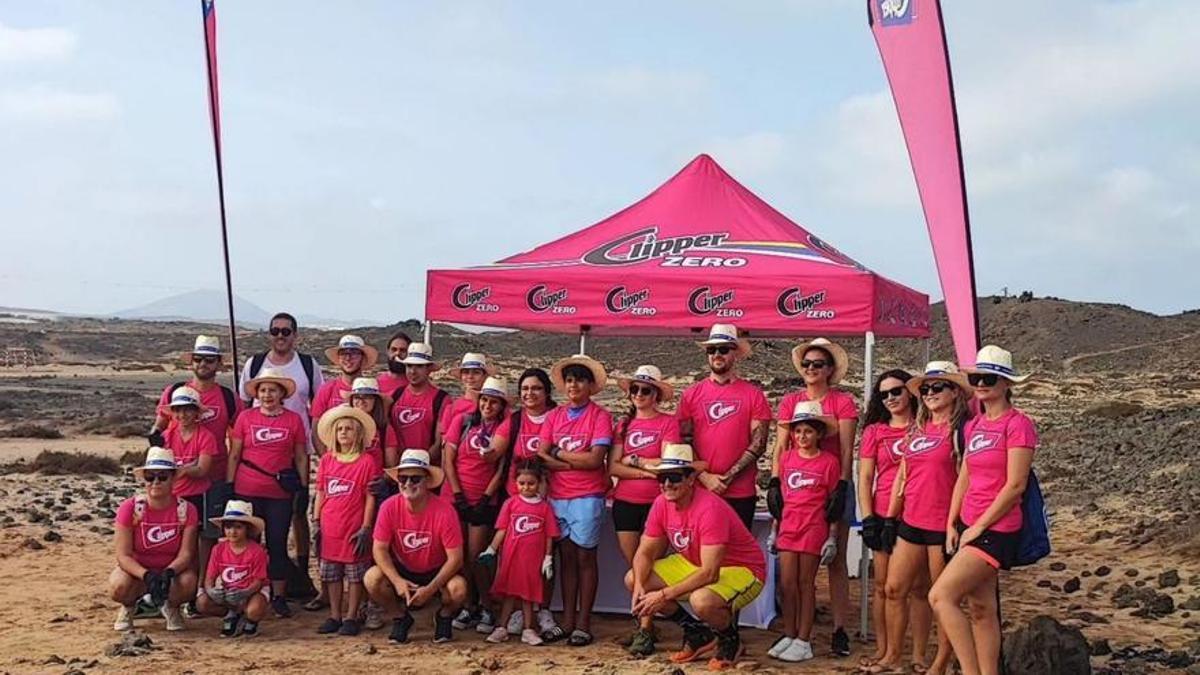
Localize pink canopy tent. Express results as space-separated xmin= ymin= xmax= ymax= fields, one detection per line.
xmin=425 ymin=154 xmax=929 ymax=341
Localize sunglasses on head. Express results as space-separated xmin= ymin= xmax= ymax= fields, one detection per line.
xmin=269 ymin=327 xmax=294 ymax=337
xmin=629 ymin=385 xmax=656 ymax=397
xmin=879 ymin=386 xmax=906 ymax=399
xmin=706 ymin=345 xmax=733 ymax=355
xmin=143 ymin=471 xmax=172 ymax=484
xmin=800 ymin=359 xmax=830 ymax=370
xmin=192 ymin=355 xmax=219 ymax=364
xmin=967 ymin=373 xmax=1001 ymax=387
xmin=918 ymin=381 xmax=954 ymax=396
xmin=395 ymin=474 xmax=425 ymax=486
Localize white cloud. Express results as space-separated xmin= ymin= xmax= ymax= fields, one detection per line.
xmin=707 ymin=132 xmax=788 ymax=177
xmin=0 ymin=85 xmax=119 ymax=122
xmin=815 ymin=90 xmax=916 ymax=207
xmin=0 ymin=22 xmax=76 ymax=63
xmin=586 ymin=66 xmax=709 ymax=105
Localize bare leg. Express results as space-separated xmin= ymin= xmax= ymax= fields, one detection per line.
xmin=364 ymin=566 xmax=406 ymax=618
xmin=798 ymin=553 xmax=820 ymax=641
xmin=929 ymin=551 xmax=995 ymax=675
xmin=779 ymin=551 xmax=800 ymax=638
xmin=167 ymin=570 xmax=198 ymax=608
xmin=927 ymin=547 xmax=953 ymax=674
xmin=244 ymin=593 xmax=268 ymax=622
xmin=827 ymin=519 xmax=851 ymax=629
xmin=911 ymin=564 xmax=933 ymax=665
xmin=690 ymin=588 xmax=732 ymax=631
xmin=496 ymin=595 xmax=516 ymax=630
xmin=327 ymin=580 xmax=344 ymax=621
xmin=347 ymin=581 xmax=364 ymax=622
xmin=966 ymin=570 xmax=1001 ymax=675
xmin=558 ymin=540 xmax=580 ymax=632
xmin=577 ymin=546 xmax=598 ymax=633
xmin=522 ymin=600 xmax=535 ymax=630
xmin=615 ymin=531 xmax=639 ymax=567
xmin=108 ymin=567 xmax=144 ymax=606
xmin=467 ymin=524 xmax=494 ymax=612
xmin=880 ymin=539 xmax=924 ymax=667
xmin=870 ymin=551 xmax=891 ymax=662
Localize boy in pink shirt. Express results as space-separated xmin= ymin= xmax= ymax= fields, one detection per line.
xmin=198 ymin=500 xmax=270 ymax=637
xmin=384 ymin=342 xmax=450 ymax=467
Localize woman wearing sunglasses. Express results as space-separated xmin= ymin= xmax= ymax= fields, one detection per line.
xmin=929 ymin=347 xmax=1036 ymax=675
xmin=869 ymin=362 xmax=972 ymax=674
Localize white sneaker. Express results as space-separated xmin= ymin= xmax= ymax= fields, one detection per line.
xmin=767 ymin=635 xmax=794 ymax=659
xmin=113 ymin=605 xmax=134 ymax=631
xmin=537 ymin=609 xmax=557 ymax=634
xmin=364 ymin=603 xmax=384 ymax=630
xmin=162 ymin=605 xmax=185 ymax=632
xmin=521 ymin=628 xmax=544 ymax=646
xmin=485 ymin=626 xmax=508 ymax=643
xmin=507 ymin=610 xmax=524 ymax=635
xmin=451 ymin=608 xmax=476 ymax=630
xmin=778 ymin=638 xmax=814 ymax=663
xmin=476 ymin=609 xmax=496 ymax=634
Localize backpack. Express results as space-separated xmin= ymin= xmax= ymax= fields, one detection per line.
xmin=1013 ymin=469 xmax=1051 ymax=567
xmin=132 ymin=493 xmax=190 ymax=526
xmin=248 ymin=351 xmax=316 ymax=402
xmin=169 ymin=381 xmax=236 ymax=423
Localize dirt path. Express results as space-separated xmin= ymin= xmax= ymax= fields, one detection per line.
xmin=1062 ymin=331 xmax=1200 ymax=372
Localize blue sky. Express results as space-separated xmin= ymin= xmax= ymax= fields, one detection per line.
xmin=2 ymin=0 xmax=1197 ymax=323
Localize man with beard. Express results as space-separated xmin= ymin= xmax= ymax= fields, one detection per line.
xmin=376 ymin=331 xmax=412 ymax=395
xmin=311 ymin=335 xmax=379 ymax=455
xmin=675 ymin=324 xmax=772 ymax=530
xmin=384 ymin=343 xmax=450 ymax=467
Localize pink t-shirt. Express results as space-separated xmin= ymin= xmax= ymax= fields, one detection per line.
xmin=311 ymin=378 xmax=355 ymax=428
xmin=385 ymin=386 xmax=447 ymax=453
xmin=776 ymin=389 xmax=858 ymax=463
xmin=776 ymin=448 xmax=840 ymax=555
xmin=858 ymin=422 xmax=908 ymax=517
xmin=676 ymin=378 xmax=772 ymax=499
xmin=491 ymin=497 xmax=560 ymax=603
xmin=962 ymin=409 xmax=1037 ymax=533
xmin=613 ymin=413 xmax=682 ymax=504
xmin=317 ymin=452 xmax=382 ymax=563
xmin=538 ymin=401 xmax=614 ymax=500
xmin=206 ymin=539 xmax=269 ymax=591
xmin=495 ymin=410 xmax=549 ymax=497
xmin=645 ymin=488 xmax=766 ymax=581
xmin=114 ymin=496 xmax=199 ymax=571
xmin=900 ymin=421 xmax=958 ymax=531
xmin=437 ymin=396 xmax=476 ymax=438
xmin=376 ymin=372 xmax=408 ymax=397
xmin=372 ymin=494 xmax=464 ymax=574
xmin=444 ymin=414 xmax=506 ymax=502
xmin=162 ymin=425 xmax=217 ymax=498
xmin=157 ymin=380 xmax=241 ymax=481
xmin=231 ymin=408 xmax=307 ymax=499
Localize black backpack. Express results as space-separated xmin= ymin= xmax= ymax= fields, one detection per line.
xmin=247 ymin=352 xmax=316 ymax=403
xmin=168 ymin=382 xmax=237 ymax=422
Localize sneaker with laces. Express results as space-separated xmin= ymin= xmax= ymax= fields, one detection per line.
xmin=113 ymin=605 xmax=135 ymax=631
xmin=767 ymin=635 xmax=794 ymax=659
xmin=451 ymin=607 xmax=477 ymax=630
xmin=271 ymin=596 xmax=293 ymax=618
xmin=778 ymin=638 xmax=814 ymax=663
xmin=536 ymin=609 xmax=557 ymax=635
xmin=485 ymin=626 xmax=508 ymax=643
xmin=475 ymin=608 xmax=496 ymax=634
xmin=521 ymin=628 xmax=544 ymax=646
xmin=433 ymin=613 xmax=454 ymax=643
xmin=706 ymin=629 xmax=744 ymax=671
xmin=832 ymin=627 xmax=851 ymax=657
xmin=338 ymin=619 xmax=361 ymax=636
xmin=317 ymin=617 xmax=343 ymax=634
xmin=670 ymin=625 xmax=717 ymax=663
xmin=364 ymin=603 xmax=384 ymax=630
xmin=627 ymin=628 xmax=656 ymax=657
xmin=506 ymin=610 xmax=524 ymax=635
xmin=240 ymin=620 xmax=259 ymax=637
xmin=162 ymin=605 xmax=185 ymax=632
xmin=182 ymin=601 xmax=200 ymax=619
xmin=389 ymin=614 xmax=415 ymax=643
xmin=220 ymin=612 xmax=241 ymax=638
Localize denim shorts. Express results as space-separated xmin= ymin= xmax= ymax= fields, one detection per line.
xmin=550 ymin=496 xmax=604 ymax=549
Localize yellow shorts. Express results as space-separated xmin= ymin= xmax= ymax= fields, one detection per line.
xmin=653 ymin=554 xmax=764 ymax=611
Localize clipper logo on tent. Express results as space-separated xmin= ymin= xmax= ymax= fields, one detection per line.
xmin=687 ymin=286 xmax=742 ymax=318
xmin=878 ymin=0 xmax=916 ymax=26
xmin=776 ymin=287 xmax=832 ymax=319
xmin=582 ymin=227 xmax=746 ymax=268
xmin=605 ymin=286 xmax=656 ymax=316
xmin=451 ymin=283 xmax=500 ymax=313
xmin=966 ymin=432 xmax=1001 ymax=455
xmin=513 ymin=515 xmax=543 ymax=538
xmin=526 ymin=284 xmax=576 ymax=315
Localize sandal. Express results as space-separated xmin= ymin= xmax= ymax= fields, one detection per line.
xmin=540 ymin=625 xmax=566 ymax=643
xmin=858 ymin=664 xmax=905 ymax=675
xmin=567 ymin=629 xmax=594 ymax=647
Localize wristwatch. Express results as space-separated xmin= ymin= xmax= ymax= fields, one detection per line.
xmin=550 ymin=447 xmax=562 ymax=460
xmin=630 ymin=455 xmax=640 ymax=467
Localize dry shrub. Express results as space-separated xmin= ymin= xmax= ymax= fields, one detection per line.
xmin=118 ymin=449 xmax=146 ymax=466
xmin=29 ymin=450 xmax=120 ymax=476
xmin=0 ymin=424 xmax=64 ymax=439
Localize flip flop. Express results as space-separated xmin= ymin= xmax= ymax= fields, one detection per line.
xmin=858 ymin=663 xmax=905 ymax=675
xmin=567 ymin=629 xmax=594 ymax=647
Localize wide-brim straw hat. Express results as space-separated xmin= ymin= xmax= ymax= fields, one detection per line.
xmin=643 ymin=443 xmax=699 ymax=473
xmin=791 ymin=337 xmax=849 ymax=385
xmin=208 ymin=499 xmax=265 ymax=537
xmin=340 ymin=376 xmax=393 ymax=407
xmin=787 ymin=400 xmax=836 ymax=433
xmin=550 ymin=354 xmax=608 ymax=395
xmin=478 ymin=376 xmax=510 ymax=402
xmin=400 ymin=342 xmax=441 ymax=371
xmin=449 ymin=352 xmax=498 ymax=378
xmin=696 ymin=323 xmax=752 ymax=359
xmin=242 ymin=367 xmax=297 ymax=400
xmin=132 ymin=446 xmax=178 ymax=480
xmin=963 ymin=345 xmax=1031 ymax=383
xmin=184 ymin=335 xmax=226 ymax=365
xmin=316 ymin=404 xmax=378 ymax=450
xmin=167 ymin=386 xmax=209 ymax=415
xmin=906 ymin=361 xmax=974 ymax=397
xmin=384 ymin=449 xmax=445 ymax=489
xmin=324 ymin=334 xmax=379 ymax=370
xmin=617 ymin=364 xmax=675 ymax=402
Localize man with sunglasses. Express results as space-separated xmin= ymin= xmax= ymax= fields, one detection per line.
xmin=676 ymin=324 xmax=772 ymax=530
xmin=311 ymin=334 xmax=379 ymax=455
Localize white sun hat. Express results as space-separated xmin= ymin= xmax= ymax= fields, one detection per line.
xmin=324 ymin=334 xmax=379 ymax=369
xmin=964 ymin=345 xmax=1030 ymax=383
xmin=696 ymin=323 xmax=752 ymax=359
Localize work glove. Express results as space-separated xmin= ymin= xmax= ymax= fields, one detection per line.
xmin=477 ymin=545 xmax=497 ymax=567
xmin=766 ymin=529 xmax=778 ymax=555
xmin=205 ymin=585 xmax=230 ymax=606
xmin=311 ymin=523 xmax=322 ymax=558
xmin=860 ymin=515 xmax=883 ymax=551
xmin=880 ymin=517 xmax=899 ymax=552
xmin=820 ymin=536 xmax=838 ymax=566
xmin=148 ymin=568 xmax=175 ymax=606
xmin=148 ymin=429 xmax=165 ymax=449
xmin=368 ymin=475 xmax=396 ymax=501
xmin=452 ymin=492 xmax=471 ymax=515
xmin=766 ymin=477 xmax=784 ymax=521
xmin=825 ymin=480 xmax=849 ymax=523
xmin=541 ymin=554 xmax=554 ymax=579
xmin=351 ymin=528 xmax=372 ymax=558
xmin=223 ymin=588 xmax=251 ymax=606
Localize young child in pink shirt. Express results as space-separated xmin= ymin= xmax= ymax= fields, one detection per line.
xmin=198 ymin=500 xmax=270 ymax=637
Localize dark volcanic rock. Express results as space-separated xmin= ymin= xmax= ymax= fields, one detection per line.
xmin=1096 ymin=565 xmax=1112 ymax=577
xmin=1002 ymin=615 xmax=1090 ymax=675
xmin=1159 ymin=569 xmax=1181 ymax=588
xmin=1063 ymin=577 xmax=1081 ymax=594
xmin=1050 ymin=561 xmax=1068 ymax=572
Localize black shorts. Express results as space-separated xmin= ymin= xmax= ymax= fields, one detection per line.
xmin=395 ymin=560 xmax=439 ymax=588
xmin=461 ymin=502 xmax=499 ymax=528
xmin=184 ymin=493 xmax=219 ymax=540
xmin=898 ymin=520 xmax=946 ymax=546
xmin=957 ymin=520 xmax=1019 ymax=570
xmin=611 ymin=500 xmax=653 ymax=532
xmin=724 ymin=496 xmax=757 ymax=531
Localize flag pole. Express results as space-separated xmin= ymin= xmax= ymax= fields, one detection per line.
xmin=200 ymin=0 xmax=240 ymax=374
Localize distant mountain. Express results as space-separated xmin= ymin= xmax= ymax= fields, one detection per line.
xmin=112 ymin=290 xmax=273 ymax=327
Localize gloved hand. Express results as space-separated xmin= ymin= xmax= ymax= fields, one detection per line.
xmin=142 ymin=570 xmax=165 ymax=605
xmin=223 ymin=588 xmax=251 ymax=606
xmin=351 ymin=528 xmax=372 ymax=558
xmin=368 ymin=475 xmax=396 ymax=501
xmin=825 ymin=480 xmax=849 ymax=523
xmin=453 ymin=492 xmax=470 ymax=515
xmin=880 ymin=517 xmax=898 ymax=552
xmin=311 ymin=523 xmax=322 ymax=557
xmin=766 ymin=477 xmax=784 ymax=521
xmin=820 ymin=536 xmax=838 ymax=566
xmin=148 ymin=568 xmax=174 ymax=606
xmin=860 ymin=515 xmax=883 ymax=551
xmin=148 ymin=429 xmax=165 ymax=449
xmin=766 ymin=529 xmax=779 ymax=555
xmin=478 ymin=545 xmax=497 ymax=567
xmin=541 ymin=554 xmax=554 ymax=579
xmin=205 ymin=585 xmax=230 ymax=606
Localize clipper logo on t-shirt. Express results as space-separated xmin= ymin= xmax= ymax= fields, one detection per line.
xmin=252 ymin=426 xmax=288 ymax=444
xmin=669 ymin=528 xmax=693 ymax=551
xmin=394 ymin=408 xmax=425 ymax=426
xmin=199 ymin=407 xmax=218 ymax=423
xmin=786 ymin=469 xmax=819 ymax=491
xmin=513 ymin=515 xmax=543 ymax=537
xmin=468 ymin=431 xmax=491 ymax=452
xmin=706 ymin=401 xmax=741 ymax=424
xmin=907 ymin=435 xmax=942 ymax=456
xmin=626 ymin=430 xmax=657 ymax=451
xmin=221 ymin=566 xmax=251 ymax=586
xmin=327 ymin=477 xmax=355 ymax=497
xmin=557 ymin=435 xmax=585 ymax=453
xmin=399 ymin=530 xmax=432 ymax=552
xmin=143 ymin=523 xmax=179 ymax=547
xmin=524 ymin=437 xmax=541 ymax=454
xmin=890 ymin=438 xmax=905 ymax=458
xmin=966 ymin=432 xmax=1001 ymax=455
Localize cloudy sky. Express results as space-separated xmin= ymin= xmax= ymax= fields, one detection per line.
xmin=2 ymin=0 xmax=1197 ymax=324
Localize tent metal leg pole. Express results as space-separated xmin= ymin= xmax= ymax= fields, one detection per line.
xmin=924 ymin=337 xmax=931 ymax=364
xmin=578 ymin=330 xmax=588 ymax=356
xmin=424 ymin=320 xmax=432 ymax=346
xmin=860 ymin=331 xmax=876 ymax=639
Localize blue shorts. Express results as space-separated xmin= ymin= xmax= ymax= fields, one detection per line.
xmin=550 ymin=496 xmax=604 ymax=549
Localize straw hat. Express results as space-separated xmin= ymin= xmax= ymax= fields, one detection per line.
xmin=449 ymin=352 xmax=497 ymax=378
xmin=185 ymin=335 xmax=225 ymax=364
xmin=242 ymin=366 xmax=297 ymax=400
xmin=617 ymin=365 xmax=675 ymax=402
xmin=550 ymin=354 xmax=608 ymax=395
xmin=316 ymin=404 xmax=378 ymax=450
xmin=208 ymin=499 xmax=265 ymax=537
xmin=133 ymin=446 xmax=178 ymax=480
xmin=906 ymin=361 xmax=973 ymax=397
xmin=791 ymin=337 xmax=849 ymax=385
xmin=384 ymin=449 xmax=445 ymax=489
xmin=696 ymin=323 xmax=752 ymax=359
xmin=964 ymin=345 xmax=1030 ymax=383
xmin=324 ymin=334 xmax=379 ymax=369
xmin=787 ymin=400 xmax=835 ymax=433
xmin=643 ymin=443 xmax=699 ymax=473
xmin=478 ymin=376 xmax=509 ymax=401
xmin=167 ymin=386 xmax=209 ymax=414
xmin=400 ymin=342 xmax=440 ymax=370
xmin=340 ymin=376 xmax=393 ymax=407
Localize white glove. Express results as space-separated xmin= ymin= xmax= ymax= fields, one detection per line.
xmin=820 ymin=536 xmax=838 ymax=566
xmin=541 ymin=554 xmax=554 ymax=579
xmin=766 ymin=530 xmax=778 ymax=555
xmin=478 ymin=545 xmax=498 ymax=566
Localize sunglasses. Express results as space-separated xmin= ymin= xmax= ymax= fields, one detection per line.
xmin=656 ymin=472 xmax=689 ymax=485
xmin=967 ymin=373 xmax=1000 ymax=387
xmin=706 ymin=345 xmax=733 ymax=355
xmin=800 ymin=359 xmax=830 ymax=370
xmin=143 ymin=471 xmax=173 ymax=484
xmin=879 ymin=386 xmax=906 ymax=399
xmin=918 ymin=381 xmax=954 ymax=396
xmin=192 ymin=355 xmax=219 ymax=364
xmin=394 ymin=474 xmax=425 ymax=486
xmin=269 ymin=327 xmax=294 ymax=337
xmin=629 ymin=385 xmax=656 ymax=397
